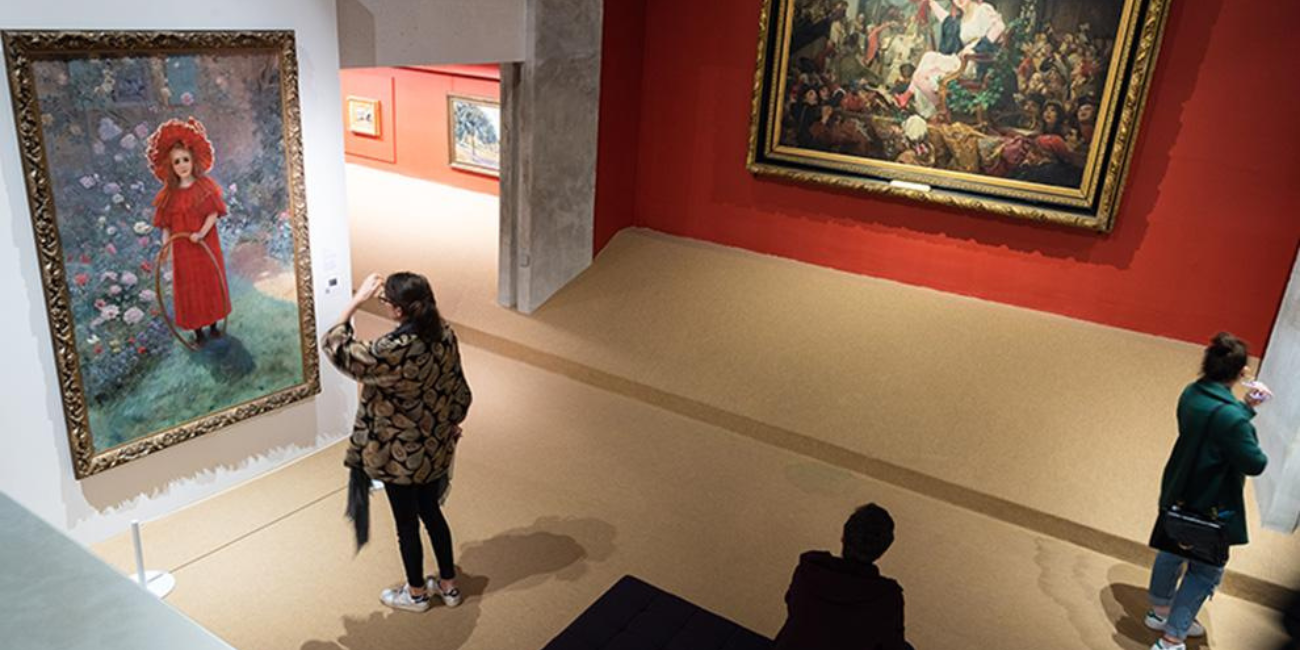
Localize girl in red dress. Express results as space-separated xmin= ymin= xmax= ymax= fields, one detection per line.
xmin=145 ymin=118 xmax=231 ymax=346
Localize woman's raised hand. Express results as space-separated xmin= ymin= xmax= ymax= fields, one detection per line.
xmin=1244 ymin=381 xmax=1273 ymax=408
xmin=356 ymin=273 xmax=384 ymax=301
xmin=333 ymin=272 xmax=385 ymax=329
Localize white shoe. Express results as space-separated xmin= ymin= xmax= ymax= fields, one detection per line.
xmin=1144 ymin=610 xmax=1205 ymax=638
xmin=427 ymin=576 xmax=462 ymax=608
xmin=1150 ymin=639 xmax=1185 ymax=650
xmin=380 ymin=584 xmax=430 ymax=612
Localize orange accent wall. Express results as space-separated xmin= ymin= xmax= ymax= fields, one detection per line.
xmin=342 ymin=66 xmax=500 ymax=196
xmin=595 ymin=0 xmax=1300 ymax=347
xmin=343 ymin=76 xmax=395 ymax=163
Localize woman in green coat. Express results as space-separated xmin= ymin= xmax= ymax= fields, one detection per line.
xmin=1146 ymin=332 xmax=1270 ymax=650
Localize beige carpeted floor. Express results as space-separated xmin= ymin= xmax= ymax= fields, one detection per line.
xmin=87 ymin=169 xmax=1296 ymax=649
xmin=93 ymin=322 xmax=1288 ymax=650
xmin=348 ymin=167 xmax=1300 ymax=601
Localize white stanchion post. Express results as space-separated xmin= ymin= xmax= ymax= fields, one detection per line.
xmin=131 ymin=520 xmax=147 ymax=587
xmin=128 ymin=519 xmax=176 ymax=598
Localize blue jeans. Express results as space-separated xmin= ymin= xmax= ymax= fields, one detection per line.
xmin=1148 ymin=551 xmax=1224 ymax=640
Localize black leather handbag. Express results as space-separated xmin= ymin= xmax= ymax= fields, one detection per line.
xmin=1150 ymin=404 xmax=1230 ymax=567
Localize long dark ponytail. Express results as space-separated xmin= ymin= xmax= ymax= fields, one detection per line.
xmin=384 ymin=272 xmax=443 ymax=342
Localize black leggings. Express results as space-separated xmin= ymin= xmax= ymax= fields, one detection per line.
xmin=383 ymin=480 xmax=455 ymax=587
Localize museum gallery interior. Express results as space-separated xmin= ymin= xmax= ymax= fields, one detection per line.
xmin=1 ymin=1 xmax=1299 ymax=649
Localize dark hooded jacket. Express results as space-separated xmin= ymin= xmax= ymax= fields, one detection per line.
xmin=773 ymin=551 xmax=907 ymax=650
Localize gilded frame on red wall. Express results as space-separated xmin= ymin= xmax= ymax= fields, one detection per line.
xmin=346 ymin=95 xmax=381 ymax=137
xmin=3 ymin=30 xmax=320 ymax=478
xmin=447 ymin=93 xmax=501 ymax=178
xmin=747 ymin=0 xmax=1172 ymax=232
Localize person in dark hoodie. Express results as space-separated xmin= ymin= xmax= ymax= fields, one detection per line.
xmin=773 ymin=503 xmax=912 ymax=650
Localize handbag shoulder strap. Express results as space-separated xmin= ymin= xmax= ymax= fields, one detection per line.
xmin=1169 ymin=402 xmax=1230 ymax=506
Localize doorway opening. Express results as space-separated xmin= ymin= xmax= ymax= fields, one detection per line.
xmin=340 ymin=64 xmax=502 ymax=321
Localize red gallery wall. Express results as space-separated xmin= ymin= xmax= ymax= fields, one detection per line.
xmin=596 ymin=0 xmax=1300 ymax=347
xmin=594 ymin=0 xmax=647 ymax=252
xmin=342 ymin=65 xmax=500 ymax=196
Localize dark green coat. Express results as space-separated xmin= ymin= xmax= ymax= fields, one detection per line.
xmin=1158 ymin=380 xmax=1268 ymax=545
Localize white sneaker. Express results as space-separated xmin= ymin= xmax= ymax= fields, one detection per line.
xmin=427 ymin=576 xmax=462 ymax=608
xmin=1144 ymin=610 xmax=1205 ymax=638
xmin=1150 ymin=639 xmax=1185 ymax=650
xmin=380 ymin=584 xmax=430 ymax=613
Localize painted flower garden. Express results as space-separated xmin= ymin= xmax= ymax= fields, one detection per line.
xmin=33 ymin=53 xmax=308 ymax=450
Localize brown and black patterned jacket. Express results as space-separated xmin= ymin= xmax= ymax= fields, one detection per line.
xmin=322 ymin=321 xmax=472 ymax=485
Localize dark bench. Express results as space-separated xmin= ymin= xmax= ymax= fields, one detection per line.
xmin=543 ymin=575 xmax=774 ymax=650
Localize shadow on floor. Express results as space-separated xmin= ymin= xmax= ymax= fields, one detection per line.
xmin=300 ymin=604 xmax=479 ymax=650
xmin=458 ymin=515 xmax=618 ymax=597
xmin=1284 ymin=589 xmax=1300 ymax=650
xmin=300 ymin=516 xmax=617 ymax=650
xmin=1103 ymin=583 xmax=1208 ymax=650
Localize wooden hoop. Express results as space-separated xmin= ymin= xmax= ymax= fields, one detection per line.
xmin=153 ymin=232 xmax=232 ymax=351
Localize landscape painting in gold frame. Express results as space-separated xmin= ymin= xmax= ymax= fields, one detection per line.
xmin=346 ymin=96 xmax=380 ymax=137
xmin=448 ymin=94 xmax=501 ymax=177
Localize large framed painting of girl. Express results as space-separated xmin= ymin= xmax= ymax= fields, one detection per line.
xmin=747 ymin=0 xmax=1172 ymax=231
xmin=3 ymin=31 xmax=319 ymax=478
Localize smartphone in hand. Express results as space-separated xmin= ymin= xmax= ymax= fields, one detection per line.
xmin=1242 ymin=380 xmax=1273 ymax=405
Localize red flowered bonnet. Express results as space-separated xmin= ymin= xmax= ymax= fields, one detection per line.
xmin=145 ymin=117 xmax=215 ymax=183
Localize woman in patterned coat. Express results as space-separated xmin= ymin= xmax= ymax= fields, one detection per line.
xmin=323 ymin=271 xmax=472 ymax=613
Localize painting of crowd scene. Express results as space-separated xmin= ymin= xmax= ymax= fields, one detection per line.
xmin=771 ymin=0 xmax=1130 ymax=191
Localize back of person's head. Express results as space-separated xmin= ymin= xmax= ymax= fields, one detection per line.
xmin=842 ymin=503 xmax=894 ymax=564
xmin=384 ymin=272 xmax=443 ymax=341
xmin=1201 ymin=332 xmax=1248 ymax=383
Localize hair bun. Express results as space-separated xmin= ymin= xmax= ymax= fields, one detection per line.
xmin=1210 ymin=332 xmax=1234 ymax=351
xmin=1202 ymin=332 xmax=1249 ymax=382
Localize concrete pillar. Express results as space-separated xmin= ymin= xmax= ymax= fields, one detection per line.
xmin=498 ymin=62 xmax=522 ymax=309
xmin=336 ymin=0 xmax=526 ymax=67
xmin=1257 ymin=247 xmax=1300 ymax=532
xmin=498 ymin=0 xmax=602 ymax=312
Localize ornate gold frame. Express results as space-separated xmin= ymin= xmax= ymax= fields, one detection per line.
xmin=447 ymin=93 xmax=501 ymax=178
xmin=746 ymin=0 xmax=1172 ymax=232
xmin=3 ymin=30 xmax=320 ymax=478
xmin=346 ymin=95 xmax=381 ymax=137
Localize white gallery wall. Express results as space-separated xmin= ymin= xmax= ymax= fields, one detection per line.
xmin=0 ymin=0 xmax=356 ymax=544
xmin=1258 ymin=248 xmax=1300 ymax=532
